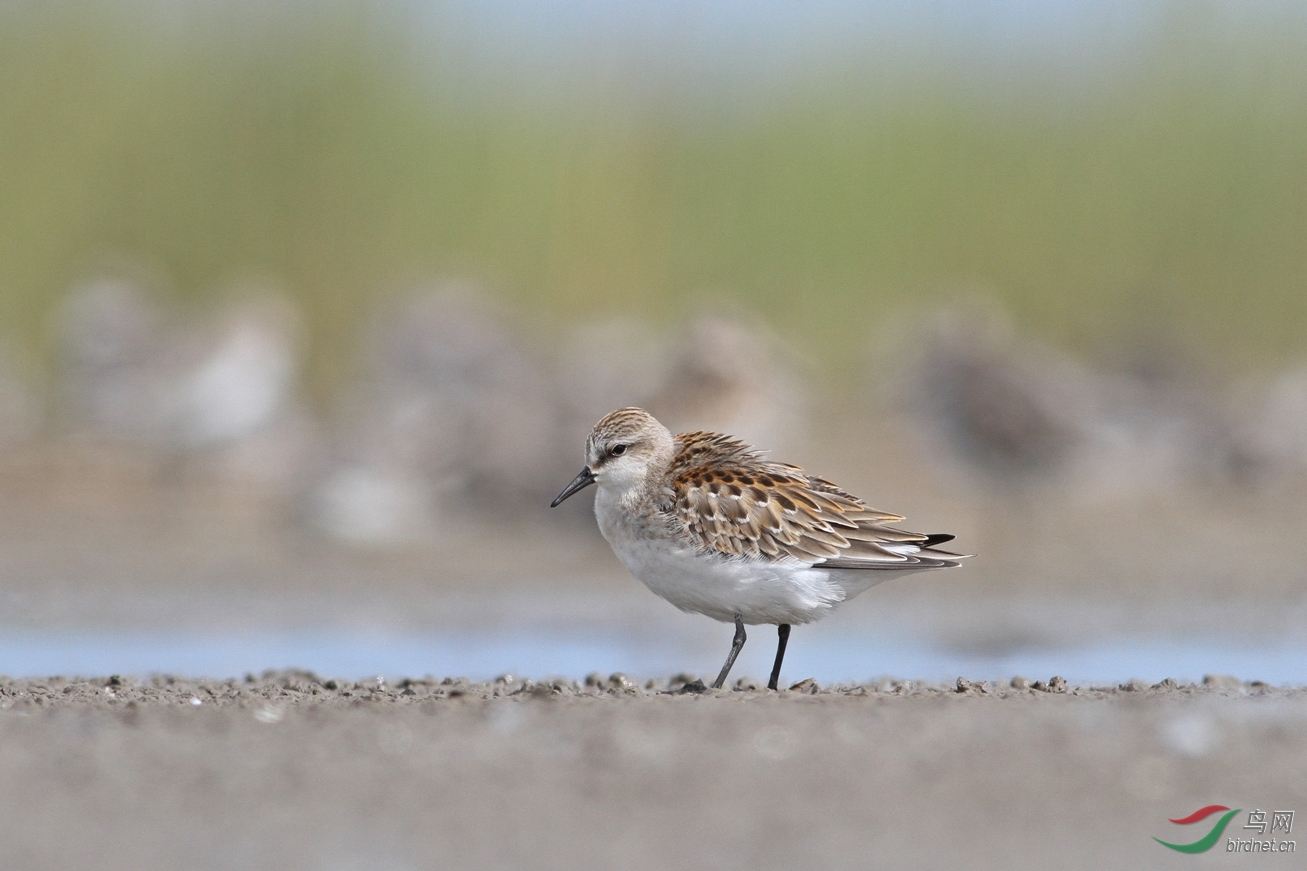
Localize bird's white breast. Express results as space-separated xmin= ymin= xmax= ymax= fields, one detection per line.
xmin=593 ymin=485 xmax=847 ymax=625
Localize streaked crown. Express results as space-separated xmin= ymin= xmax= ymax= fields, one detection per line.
xmin=589 ymin=406 xmax=656 ymax=444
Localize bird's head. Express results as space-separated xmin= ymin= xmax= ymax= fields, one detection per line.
xmin=551 ymin=406 xmax=674 ymax=506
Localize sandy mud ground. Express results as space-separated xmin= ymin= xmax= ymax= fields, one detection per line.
xmin=2 ymin=673 xmax=1305 ymax=870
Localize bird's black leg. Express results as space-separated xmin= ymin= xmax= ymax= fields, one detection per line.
xmin=712 ymin=615 xmax=747 ymax=689
xmin=767 ymin=624 xmax=791 ymax=690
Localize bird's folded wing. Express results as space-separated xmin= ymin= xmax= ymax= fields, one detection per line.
xmin=670 ymin=447 xmax=963 ymax=568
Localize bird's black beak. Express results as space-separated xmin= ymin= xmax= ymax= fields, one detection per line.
xmin=550 ymin=466 xmax=596 ymax=507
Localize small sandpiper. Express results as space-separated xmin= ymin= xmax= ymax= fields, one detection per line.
xmin=551 ymin=407 xmax=969 ymax=690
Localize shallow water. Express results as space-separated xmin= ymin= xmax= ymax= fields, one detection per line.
xmin=1 ymin=625 xmax=1303 ymax=686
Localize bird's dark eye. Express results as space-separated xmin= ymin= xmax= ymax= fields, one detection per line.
xmin=610 ymin=444 xmax=628 ymax=456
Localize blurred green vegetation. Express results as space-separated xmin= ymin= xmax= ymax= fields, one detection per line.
xmin=3 ymin=4 xmax=1307 ymax=399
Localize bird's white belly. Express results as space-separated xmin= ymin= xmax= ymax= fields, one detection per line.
xmin=596 ymin=496 xmax=846 ymax=625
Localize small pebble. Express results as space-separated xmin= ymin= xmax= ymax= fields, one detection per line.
xmin=1203 ymin=674 xmax=1242 ymax=689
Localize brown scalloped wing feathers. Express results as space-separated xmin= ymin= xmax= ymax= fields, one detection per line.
xmin=669 ymin=432 xmax=952 ymax=566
